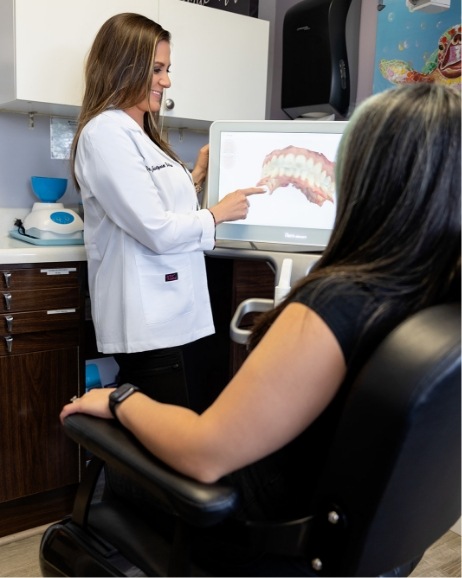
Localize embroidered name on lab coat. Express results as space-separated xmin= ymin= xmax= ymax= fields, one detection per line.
xmin=146 ymin=162 xmax=174 ymax=172
xmin=165 ymin=272 xmax=178 ymax=282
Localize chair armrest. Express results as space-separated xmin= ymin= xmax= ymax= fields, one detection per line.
xmin=63 ymin=413 xmax=239 ymax=527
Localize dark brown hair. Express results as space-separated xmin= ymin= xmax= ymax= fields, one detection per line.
xmin=71 ymin=12 xmax=181 ymax=188
xmin=249 ymin=83 xmax=461 ymax=350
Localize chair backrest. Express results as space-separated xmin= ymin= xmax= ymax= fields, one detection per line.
xmin=306 ymin=303 xmax=461 ymax=577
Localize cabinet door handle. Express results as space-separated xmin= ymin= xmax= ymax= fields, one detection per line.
xmin=4 ymin=335 xmax=13 ymax=353
xmin=2 ymin=293 xmax=12 ymax=311
xmin=2 ymin=272 xmax=11 ymax=288
xmin=165 ymin=98 xmax=175 ymax=110
xmin=5 ymin=315 xmax=13 ymax=332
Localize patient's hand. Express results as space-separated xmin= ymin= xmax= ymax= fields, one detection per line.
xmin=60 ymin=388 xmax=116 ymax=423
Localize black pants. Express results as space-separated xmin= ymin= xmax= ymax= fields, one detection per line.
xmin=114 ymin=346 xmax=190 ymax=408
xmin=104 ymin=347 xmax=190 ymax=524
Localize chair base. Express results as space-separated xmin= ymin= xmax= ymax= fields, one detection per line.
xmin=39 ymin=518 xmax=146 ymax=577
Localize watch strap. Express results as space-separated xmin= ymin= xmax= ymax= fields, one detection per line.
xmin=109 ymin=383 xmax=140 ymax=419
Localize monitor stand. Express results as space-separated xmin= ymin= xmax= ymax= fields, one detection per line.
xmin=206 ymin=246 xmax=321 ymax=344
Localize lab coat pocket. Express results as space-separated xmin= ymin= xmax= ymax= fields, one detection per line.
xmin=135 ymin=253 xmax=194 ymax=325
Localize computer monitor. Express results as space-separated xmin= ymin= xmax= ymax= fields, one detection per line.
xmin=205 ymin=119 xmax=348 ymax=253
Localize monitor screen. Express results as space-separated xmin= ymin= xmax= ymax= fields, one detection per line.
xmin=205 ymin=119 xmax=348 ymax=253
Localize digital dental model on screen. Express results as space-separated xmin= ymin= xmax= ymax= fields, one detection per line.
xmin=205 ymin=120 xmax=348 ymax=252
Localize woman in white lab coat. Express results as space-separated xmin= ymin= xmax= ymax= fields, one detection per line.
xmin=72 ymin=12 xmax=264 ymax=405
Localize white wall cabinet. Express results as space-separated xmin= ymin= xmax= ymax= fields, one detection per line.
xmin=0 ymin=0 xmax=159 ymax=118
xmin=158 ymin=0 xmax=269 ymax=128
xmin=0 ymin=0 xmax=269 ymax=128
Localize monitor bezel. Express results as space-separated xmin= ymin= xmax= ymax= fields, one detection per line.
xmin=204 ymin=119 xmax=348 ymax=253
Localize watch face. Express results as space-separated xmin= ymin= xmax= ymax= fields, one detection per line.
xmin=112 ymin=383 xmax=138 ymax=401
xmin=109 ymin=383 xmax=139 ymax=419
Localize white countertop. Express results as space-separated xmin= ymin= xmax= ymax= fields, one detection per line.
xmin=0 ymin=208 xmax=87 ymax=265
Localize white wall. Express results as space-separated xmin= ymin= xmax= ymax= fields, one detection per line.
xmin=0 ymin=112 xmax=80 ymax=209
xmin=0 ymin=111 xmax=207 ymax=209
xmin=356 ymin=0 xmax=378 ymax=102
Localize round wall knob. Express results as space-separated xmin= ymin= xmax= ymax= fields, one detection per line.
xmin=165 ymin=98 xmax=175 ymax=110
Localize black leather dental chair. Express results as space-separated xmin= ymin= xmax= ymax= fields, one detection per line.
xmin=39 ymin=303 xmax=461 ymax=577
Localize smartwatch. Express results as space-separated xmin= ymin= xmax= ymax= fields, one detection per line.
xmin=109 ymin=383 xmax=140 ymax=419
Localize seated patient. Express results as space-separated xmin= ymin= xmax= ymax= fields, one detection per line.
xmin=61 ymin=83 xmax=461 ymax=577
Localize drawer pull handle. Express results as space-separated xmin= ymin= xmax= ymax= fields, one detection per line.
xmin=3 ymin=272 xmax=11 ymax=288
xmin=4 ymin=335 xmax=13 ymax=353
xmin=5 ymin=315 xmax=13 ymax=332
xmin=2 ymin=293 xmax=12 ymax=311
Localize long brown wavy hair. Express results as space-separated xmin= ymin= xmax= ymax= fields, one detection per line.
xmin=70 ymin=12 xmax=182 ymax=189
xmin=248 ymin=83 xmax=461 ymax=350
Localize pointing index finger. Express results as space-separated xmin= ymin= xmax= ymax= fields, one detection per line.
xmin=243 ymin=187 xmax=268 ymax=196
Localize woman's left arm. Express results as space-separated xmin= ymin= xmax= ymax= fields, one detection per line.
xmin=60 ymin=303 xmax=346 ymax=483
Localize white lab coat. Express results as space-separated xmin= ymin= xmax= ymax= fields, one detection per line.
xmin=76 ymin=109 xmax=216 ymax=353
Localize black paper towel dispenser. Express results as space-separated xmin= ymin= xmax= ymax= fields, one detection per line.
xmin=282 ymin=0 xmax=361 ymax=120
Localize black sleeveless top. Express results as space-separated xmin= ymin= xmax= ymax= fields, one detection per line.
xmin=228 ymin=277 xmax=406 ymax=522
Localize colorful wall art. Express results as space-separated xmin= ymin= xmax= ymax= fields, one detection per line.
xmin=373 ymin=0 xmax=461 ymax=93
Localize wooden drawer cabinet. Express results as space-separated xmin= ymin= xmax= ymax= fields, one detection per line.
xmin=0 ymin=265 xmax=80 ymax=290
xmin=1 ymin=309 xmax=80 ymax=335
xmin=1 ymin=287 xmax=80 ymax=314
xmin=0 ymin=264 xmax=82 ymax=354
xmin=0 ymin=262 xmax=85 ymax=536
xmin=0 ymin=328 xmax=79 ymax=355
xmin=0 ymin=348 xmax=80 ymax=502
